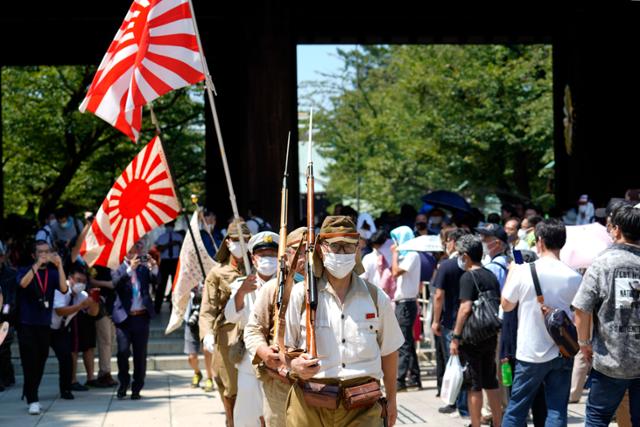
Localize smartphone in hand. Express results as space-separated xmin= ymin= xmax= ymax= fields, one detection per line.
xmin=513 ymin=249 xmax=524 ymax=265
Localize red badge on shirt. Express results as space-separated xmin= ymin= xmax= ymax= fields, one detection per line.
xmin=366 ymin=313 xmax=376 ymax=319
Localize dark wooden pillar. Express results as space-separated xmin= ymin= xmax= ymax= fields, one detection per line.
xmin=553 ymin=2 xmax=640 ymax=209
xmin=203 ymin=2 xmax=298 ymax=228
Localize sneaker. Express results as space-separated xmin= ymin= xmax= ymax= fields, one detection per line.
xmin=61 ymin=391 xmax=75 ymax=400
xmin=28 ymin=402 xmax=41 ymax=415
xmin=406 ymin=378 xmax=423 ymax=390
xmin=438 ymin=404 xmax=457 ymax=414
xmin=131 ymin=392 xmax=141 ymax=400
xmin=191 ymin=372 xmax=203 ymax=388
xmin=71 ymin=382 xmax=89 ymax=391
xmin=204 ymin=378 xmax=214 ymax=392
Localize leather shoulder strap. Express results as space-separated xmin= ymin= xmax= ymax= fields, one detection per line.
xmin=363 ymin=279 xmax=379 ymax=317
xmin=529 ymin=263 xmax=545 ymax=304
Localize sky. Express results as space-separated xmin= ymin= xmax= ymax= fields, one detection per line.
xmin=296 ymin=45 xmax=357 ymax=192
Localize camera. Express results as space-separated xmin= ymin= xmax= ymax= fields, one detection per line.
xmin=139 ymin=255 xmax=149 ymax=263
xmin=187 ymin=304 xmax=201 ymax=337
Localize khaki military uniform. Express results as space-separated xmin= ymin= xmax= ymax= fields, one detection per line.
xmin=199 ymin=260 xmax=243 ymax=398
xmin=284 ymin=272 xmax=405 ymax=427
xmin=244 ymin=278 xmax=290 ymax=427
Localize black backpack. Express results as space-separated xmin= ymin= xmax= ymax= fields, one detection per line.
xmin=462 ymin=270 xmax=502 ymax=345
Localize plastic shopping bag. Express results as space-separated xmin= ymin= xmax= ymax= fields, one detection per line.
xmin=440 ymin=355 xmax=463 ymax=406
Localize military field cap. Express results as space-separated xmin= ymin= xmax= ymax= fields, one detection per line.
xmin=318 ymin=216 xmax=360 ymax=244
xmin=216 ymin=219 xmax=252 ymax=263
xmin=313 ymin=216 xmax=364 ymax=277
xmin=286 ymin=227 xmax=307 ymax=248
xmin=227 ymin=219 xmax=251 ymax=239
xmin=248 ymin=231 xmax=279 ymax=253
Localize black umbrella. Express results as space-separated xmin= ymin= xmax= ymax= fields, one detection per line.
xmin=421 ymin=190 xmax=472 ymax=213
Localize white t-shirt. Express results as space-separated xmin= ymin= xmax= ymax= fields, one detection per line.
xmin=51 ymin=289 xmax=88 ymax=330
xmin=502 ymin=256 xmax=582 ymax=363
xmin=393 ymin=251 xmax=421 ymax=301
xmin=361 ymin=250 xmax=381 ymax=288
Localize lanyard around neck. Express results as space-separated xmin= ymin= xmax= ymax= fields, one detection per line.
xmin=34 ymin=268 xmax=49 ymax=295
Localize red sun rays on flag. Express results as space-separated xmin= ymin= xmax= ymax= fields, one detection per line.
xmin=82 ymin=136 xmax=180 ymax=269
xmin=79 ymin=0 xmax=205 ymax=142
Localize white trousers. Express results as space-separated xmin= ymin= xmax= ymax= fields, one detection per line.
xmin=233 ymin=354 xmax=264 ymax=427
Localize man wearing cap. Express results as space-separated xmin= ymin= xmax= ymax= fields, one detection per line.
xmin=225 ymin=231 xmax=279 ymax=427
xmin=476 ymin=223 xmax=511 ymax=289
xmin=285 ymin=216 xmax=404 ymax=427
xmin=199 ymin=219 xmax=252 ymax=427
xmin=244 ymin=227 xmax=307 ymax=427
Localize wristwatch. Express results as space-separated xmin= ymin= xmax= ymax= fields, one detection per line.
xmin=452 ymin=333 xmax=463 ymax=341
xmin=578 ymin=339 xmax=591 ymax=346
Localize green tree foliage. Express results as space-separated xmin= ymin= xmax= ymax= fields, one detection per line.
xmin=2 ymin=65 xmax=205 ymax=221
xmin=304 ymin=45 xmax=553 ymax=212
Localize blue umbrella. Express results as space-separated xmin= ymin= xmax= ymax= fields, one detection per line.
xmin=421 ymin=190 xmax=472 ymax=213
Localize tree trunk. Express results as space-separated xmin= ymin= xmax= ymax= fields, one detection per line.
xmin=511 ymin=147 xmax=531 ymax=199
xmin=37 ymin=156 xmax=85 ymax=222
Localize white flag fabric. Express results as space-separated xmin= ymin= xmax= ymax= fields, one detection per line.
xmin=165 ymin=210 xmax=217 ymax=334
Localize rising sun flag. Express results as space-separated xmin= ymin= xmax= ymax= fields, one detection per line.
xmin=80 ymin=136 xmax=180 ymax=269
xmin=79 ymin=0 xmax=205 ymax=142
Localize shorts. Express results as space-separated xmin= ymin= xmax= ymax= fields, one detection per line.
xmin=460 ymin=335 xmax=499 ymax=391
xmin=71 ymin=312 xmax=97 ymax=353
xmin=184 ymin=324 xmax=200 ymax=354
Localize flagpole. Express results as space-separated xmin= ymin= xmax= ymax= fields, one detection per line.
xmin=187 ymin=0 xmax=251 ymax=275
xmin=147 ymin=102 xmax=207 ymax=279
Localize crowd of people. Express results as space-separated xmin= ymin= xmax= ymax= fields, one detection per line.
xmin=0 ymin=190 xmax=638 ymax=427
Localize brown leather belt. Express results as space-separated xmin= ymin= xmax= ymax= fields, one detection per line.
xmin=129 ymin=309 xmax=148 ymax=317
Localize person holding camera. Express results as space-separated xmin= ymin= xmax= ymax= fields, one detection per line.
xmin=50 ymin=264 xmax=99 ymax=400
xmin=16 ymin=240 xmax=68 ymax=415
xmin=111 ymin=240 xmax=158 ymax=400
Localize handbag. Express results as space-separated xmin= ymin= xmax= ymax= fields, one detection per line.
xmin=343 ymin=380 xmax=382 ymax=410
xmin=301 ymin=381 xmax=340 ymax=410
xmin=530 ymin=264 xmax=580 ymax=357
xmin=461 ymin=270 xmax=502 ymax=345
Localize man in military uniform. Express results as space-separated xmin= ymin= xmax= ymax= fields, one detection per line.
xmin=244 ymin=227 xmax=307 ymax=427
xmin=225 ymin=230 xmax=280 ymax=427
xmin=284 ymin=216 xmax=404 ymax=427
xmin=199 ymin=219 xmax=252 ymax=427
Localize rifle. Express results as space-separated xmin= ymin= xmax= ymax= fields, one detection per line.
xmin=273 ymin=132 xmax=291 ymax=347
xmin=305 ymin=109 xmax=318 ymax=358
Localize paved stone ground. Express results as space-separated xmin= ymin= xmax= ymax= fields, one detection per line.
xmin=0 ymin=369 xmax=597 ymax=427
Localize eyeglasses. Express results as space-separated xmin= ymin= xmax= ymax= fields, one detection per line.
xmin=322 ymin=241 xmax=357 ymax=254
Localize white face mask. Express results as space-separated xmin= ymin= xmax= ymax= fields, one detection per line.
xmin=256 ymin=256 xmax=277 ymax=277
xmin=323 ymin=252 xmax=356 ymax=279
xmin=517 ymin=229 xmax=527 ymax=240
xmin=72 ymin=282 xmax=86 ymax=294
xmin=456 ymin=256 xmax=466 ymax=271
xmin=227 ymin=240 xmax=244 ymax=258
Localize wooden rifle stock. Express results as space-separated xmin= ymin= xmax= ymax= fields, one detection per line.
xmin=305 ymin=110 xmax=318 ymax=358
xmin=273 ymin=133 xmax=290 ymax=346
